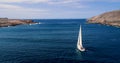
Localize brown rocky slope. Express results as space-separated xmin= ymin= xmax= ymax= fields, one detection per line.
xmin=87 ymin=10 xmax=120 ymax=27
xmin=0 ymin=18 xmax=37 ymax=27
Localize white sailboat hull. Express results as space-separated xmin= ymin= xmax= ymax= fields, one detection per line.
xmin=77 ymin=44 xmax=85 ymax=51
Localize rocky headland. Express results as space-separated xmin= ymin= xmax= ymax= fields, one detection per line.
xmin=87 ymin=10 xmax=120 ymax=27
xmin=0 ymin=18 xmax=37 ymax=27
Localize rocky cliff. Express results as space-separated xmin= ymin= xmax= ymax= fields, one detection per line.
xmin=87 ymin=10 xmax=120 ymax=27
xmin=0 ymin=18 xmax=37 ymax=27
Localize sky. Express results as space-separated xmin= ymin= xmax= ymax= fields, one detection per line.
xmin=0 ymin=0 xmax=120 ymax=19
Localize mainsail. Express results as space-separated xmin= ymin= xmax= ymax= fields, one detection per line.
xmin=77 ymin=25 xmax=85 ymax=51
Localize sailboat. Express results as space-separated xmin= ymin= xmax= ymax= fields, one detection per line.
xmin=77 ymin=25 xmax=85 ymax=52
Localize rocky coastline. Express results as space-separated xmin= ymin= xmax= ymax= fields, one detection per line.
xmin=87 ymin=10 xmax=120 ymax=27
xmin=0 ymin=18 xmax=37 ymax=27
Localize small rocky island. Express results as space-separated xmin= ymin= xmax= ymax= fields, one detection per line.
xmin=0 ymin=18 xmax=37 ymax=27
xmin=88 ymin=10 xmax=120 ymax=27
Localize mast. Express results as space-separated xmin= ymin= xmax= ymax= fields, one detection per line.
xmin=77 ymin=25 xmax=85 ymax=51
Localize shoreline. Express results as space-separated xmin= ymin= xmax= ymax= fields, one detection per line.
xmin=0 ymin=18 xmax=37 ymax=27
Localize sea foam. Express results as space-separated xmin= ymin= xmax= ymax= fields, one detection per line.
xmin=29 ymin=22 xmax=42 ymax=25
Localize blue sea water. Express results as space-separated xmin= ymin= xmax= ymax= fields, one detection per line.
xmin=0 ymin=19 xmax=120 ymax=63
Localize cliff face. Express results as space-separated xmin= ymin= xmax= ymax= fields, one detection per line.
xmin=0 ymin=18 xmax=37 ymax=27
xmin=87 ymin=10 xmax=120 ymax=27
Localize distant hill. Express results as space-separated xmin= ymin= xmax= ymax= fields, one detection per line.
xmin=87 ymin=10 xmax=120 ymax=27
